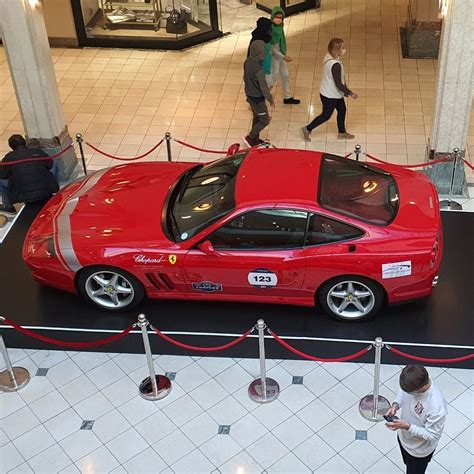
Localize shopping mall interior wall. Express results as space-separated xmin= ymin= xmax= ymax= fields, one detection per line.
xmin=42 ymin=0 xmax=78 ymax=46
xmin=80 ymin=0 xmax=100 ymax=25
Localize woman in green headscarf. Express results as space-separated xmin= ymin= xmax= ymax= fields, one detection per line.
xmin=266 ymin=6 xmax=300 ymax=105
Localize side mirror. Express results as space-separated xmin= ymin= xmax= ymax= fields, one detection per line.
xmin=198 ymin=240 xmax=216 ymax=255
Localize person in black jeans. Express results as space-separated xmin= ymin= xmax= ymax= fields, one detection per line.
xmin=243 ymin=40 xmax=275 ymax=147
xmin=0 ymin=135 xmax=58 ymax=215
xmin=301 ymin=38 xmax=358 ymax=141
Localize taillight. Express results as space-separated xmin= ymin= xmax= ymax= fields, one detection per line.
xmin=430 ymin=233 xmax=439 ymax=268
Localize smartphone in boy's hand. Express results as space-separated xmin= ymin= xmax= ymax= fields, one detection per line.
xmin=383 ymin=415 xmax=399 ymax=422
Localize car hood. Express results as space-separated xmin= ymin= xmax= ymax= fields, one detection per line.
xmin=56 ymin=162 xmax=194 ymax=249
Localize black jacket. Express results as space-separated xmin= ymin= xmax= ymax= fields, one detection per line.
xmin=0 ymin=146 xmax=59 ymax=204
xmin=247 ymin=17 xmax=272 ymax=57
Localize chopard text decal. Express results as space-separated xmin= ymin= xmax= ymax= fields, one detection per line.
xmin=133 ymin=254 xmax=165 ymax=264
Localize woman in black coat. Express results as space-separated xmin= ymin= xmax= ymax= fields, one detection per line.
xmin=0 ymin=135 xmax=58 ymax=215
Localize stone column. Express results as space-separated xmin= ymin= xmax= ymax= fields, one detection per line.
xmin=0 ymin=0 xmax=77 ymax=180
xmin=427 ymin=0 xmax=473 ymax=196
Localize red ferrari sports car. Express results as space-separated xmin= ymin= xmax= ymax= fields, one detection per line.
xmin=23 ymin=149 xmax=442 ymax=321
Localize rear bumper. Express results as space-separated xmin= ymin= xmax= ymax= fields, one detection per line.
xmin=387 ymin=272 xmax=438 ymax=303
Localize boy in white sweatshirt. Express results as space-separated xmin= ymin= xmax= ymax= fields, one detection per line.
xmin=385 ymin=365 xmax=447 ymax=474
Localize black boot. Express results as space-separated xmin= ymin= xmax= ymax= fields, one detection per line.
xmin=283 ymin=97 xmax=301 ymax=104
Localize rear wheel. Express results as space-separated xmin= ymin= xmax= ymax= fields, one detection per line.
xmin=78 ymin=266 xmax=144 ymax=311
xmin=318 ymin=276 xmax=383 ymax=322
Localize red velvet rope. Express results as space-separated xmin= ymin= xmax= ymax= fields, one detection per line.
xmin=152 ymin=325 xmax=253 ymax=352
xmin=85 ymin=140 xmax=163 ymax=161
xmin=344 ymin=152 xmax=352 ymax=158
xmin=269 ymin=329 xmax=371 ymax=362
xmin=463 ymin=159 xmax=474 ymax=171
xmin=403 ymin=157 xmax=450 ymax=169
xmin=364 ymin=153 xmax=449 ymax=169
xmin=3 ymin=318 xmax=134 ymax=349
xmin=173 ymin=138 xmax=228 ymax=154
xmin=226 ymin=143 xmax=241 ymax=156
xmin=387 ymin=345 xmax=474 ymax=364
xmin=0 ymin=144 xmax=74 ymax=167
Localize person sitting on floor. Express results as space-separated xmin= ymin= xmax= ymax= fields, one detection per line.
xmin=0 ymin=134 xmax=59 ymax=215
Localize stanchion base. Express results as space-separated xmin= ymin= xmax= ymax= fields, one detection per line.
xmin=439 ymin=200 xmax=463 ymax=210
xmin=359 ymin=394 xmax=391 ymax=422
xmin=139 ymin=375 xmax=172 ymax=401
xmin=0 ymin=367 xmax=30 ymax=392
xmin=248 ymin=377 xmax=279 ymax=404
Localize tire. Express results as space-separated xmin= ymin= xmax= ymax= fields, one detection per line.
xmin=318 ymin=276 xmax=383 ymax=322
xmin=78 ymin=266 xmax=145 ymax=312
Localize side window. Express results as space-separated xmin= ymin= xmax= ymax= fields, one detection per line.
xmin=306 ymin=214 xmax=364 ymax=246
xmin=210 ymin=209 xmax=308 ymax=250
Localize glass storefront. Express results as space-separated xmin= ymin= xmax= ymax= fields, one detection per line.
xmin=70 ymin=0 xmax=320 ymax=50
xmin=256 ymin=0 xmax=317 ymax=16
xmin=71 ymin=0 xmax=222 ymax=49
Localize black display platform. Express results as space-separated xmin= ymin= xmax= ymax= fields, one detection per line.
xmin=1 ymin=203 xmax=473 ymax=368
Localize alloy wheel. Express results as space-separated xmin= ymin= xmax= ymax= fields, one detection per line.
xmin=326 ymin=280 xmax=376 ymax=319
xmin=84 ymin=271 xmax=135 ymax=309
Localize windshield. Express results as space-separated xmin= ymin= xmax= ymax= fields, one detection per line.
xmin=167 ymin=152 xmax=248 ymax=241
xmin=318 ymin=154 xmax=399 ymax=225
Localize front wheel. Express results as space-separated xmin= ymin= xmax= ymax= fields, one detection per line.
xmin=78 ymin=266 xmax=144 ymax=311
xmin=318 ymin=276 xmax=383 ymax=322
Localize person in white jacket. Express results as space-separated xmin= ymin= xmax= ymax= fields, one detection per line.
xmin=300 ymin=37 xmax=357 ymax=141
xmin=385 ymin=365 xmax=447 ymax=474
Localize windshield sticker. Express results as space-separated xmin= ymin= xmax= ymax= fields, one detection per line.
xmin=382 ymin=260 xmax=412 ymax=279
xmin=192 ymin=281 xmax=223 ymax=292
xmin=248 ymin=269 xmax=278 ymax=288
xmin=168 ymin=255 xmax=177 ymax=265
xmin=134 ymin=254 xmax=165 ymax=265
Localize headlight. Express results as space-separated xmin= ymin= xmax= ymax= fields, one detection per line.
xmin=26 ymin=235 xmax=56 ymax=259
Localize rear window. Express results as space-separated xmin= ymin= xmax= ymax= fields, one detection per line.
xmin=318 ymin=154 xmax=399 ymax=226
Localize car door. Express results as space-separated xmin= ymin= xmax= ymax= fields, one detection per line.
xmin=182 ymin=208 xmax=308 ymax=301
xmin=303 ymin=212 xmax=366 ymax=291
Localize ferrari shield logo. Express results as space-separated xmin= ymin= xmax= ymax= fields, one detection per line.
xmin=168 ymin=255 xmax=177 ymax=265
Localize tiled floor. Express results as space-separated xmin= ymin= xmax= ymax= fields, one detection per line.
xmin=0 ymin=348 xmax=472 ymax=473
xmin=0 ymin=0 xmax=473 ymax=174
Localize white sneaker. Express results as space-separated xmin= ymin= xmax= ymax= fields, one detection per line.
xmin=300 ymin=127 xmax=311 ymax=142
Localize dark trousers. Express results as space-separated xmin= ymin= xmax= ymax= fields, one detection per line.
xmin=398 ymin=436 xmax=434 ymax=474
xmin=247 ymin=97 xmax=271 ymax=140
xmin=307 ymin=94 xmax=346 ymax=133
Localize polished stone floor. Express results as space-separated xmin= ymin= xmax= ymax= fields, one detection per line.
xmin=1 ymin=349 xmax=472 ymax=473
xmin=0 ymin=1 xmax=473 ymax=176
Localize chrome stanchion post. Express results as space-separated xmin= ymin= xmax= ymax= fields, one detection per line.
xmin=137 ymin=314 xmax=171 ymax=401
xmin=440 ymin=147 xmax=462 ymax=210
xmin=0 ymin=318 xmax=30 ymax=392
xmin=248 ymin=319 xmax=279 ymax=403
xmin=75 ymin=133 xmax=88 ymax=176
xmin=165 ymin=132 xmax=172 ymax=162
xmin=359 ymin=337 xmax=390 ymax=422
xmin=354 ymin=144 xmax=361 ymax=161
xmin=263 ymin=139 xmax=271 ymax=148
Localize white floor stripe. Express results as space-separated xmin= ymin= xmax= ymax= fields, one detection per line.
xmin=1 ymin=324 xmax=473 ymax=350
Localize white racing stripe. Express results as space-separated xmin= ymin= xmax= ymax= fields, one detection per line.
xmin=55 ymin=169 xmax=109 ymax=272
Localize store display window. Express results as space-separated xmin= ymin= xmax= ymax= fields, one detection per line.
xmin=256 ymin=0 xmax=318 ymax=16
xmin=71 ymin=0 xmax=221 ymax=49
